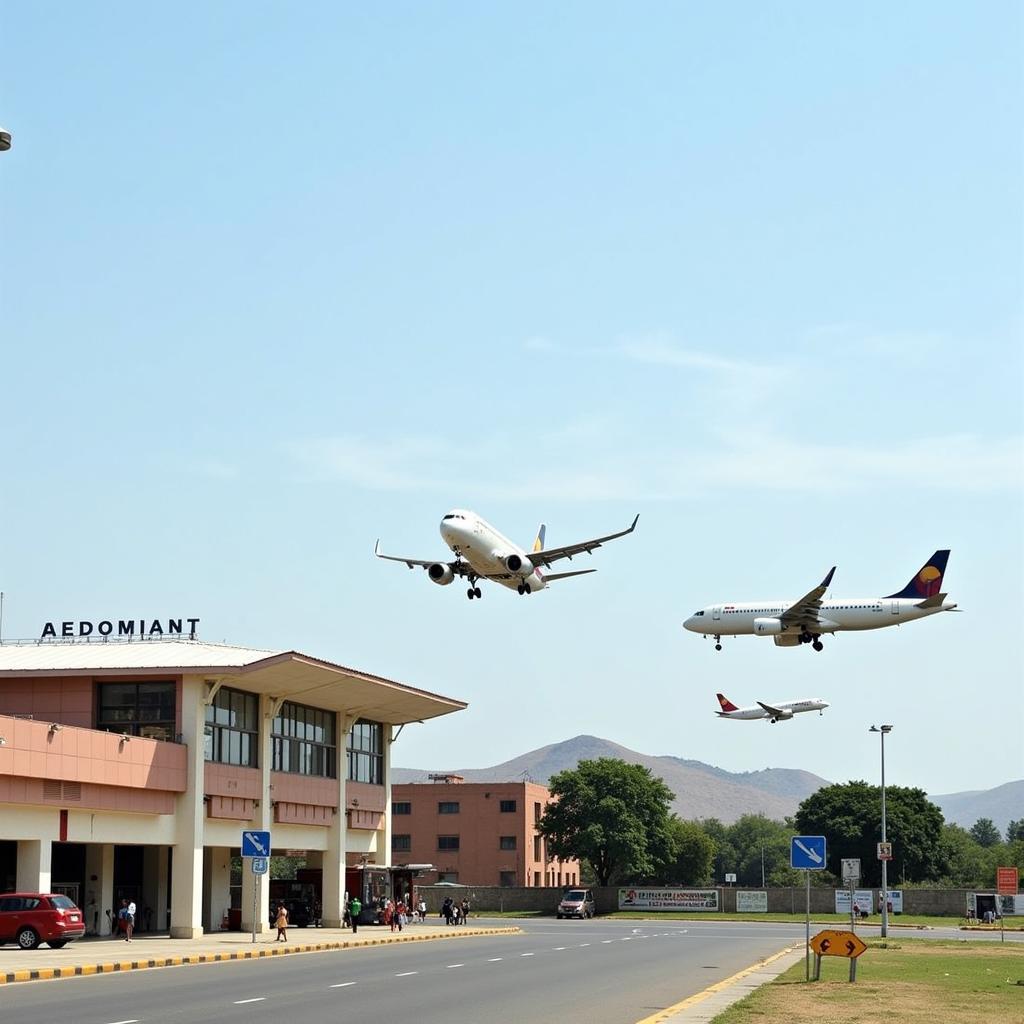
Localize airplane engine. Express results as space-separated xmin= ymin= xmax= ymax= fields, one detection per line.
xmin=428 ymin=563 xmax=455 ymax=586
xmin=773 ymin=634 xmax=801 ymax=647
xmin=505 ymin=553 xmax=534 ymax=576
xmin=753 ymin=617 xmax=784 ymax=636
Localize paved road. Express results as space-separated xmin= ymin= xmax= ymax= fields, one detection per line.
xmin=4 ymin=917 xmax=1018 ymax=1024
xmin=2 ymin=918 xmax=801 ymax=1024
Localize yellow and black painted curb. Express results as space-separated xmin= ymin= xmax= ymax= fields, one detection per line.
xmin=0 ymin=926 xmax=521 ymax=986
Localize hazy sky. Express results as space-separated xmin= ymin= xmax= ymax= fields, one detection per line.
xmin=2 ymin=3 xmax=1021 ymax=799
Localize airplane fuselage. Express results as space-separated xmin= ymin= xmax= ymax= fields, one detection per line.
xmin=718 ymin=698 xmax=829 ymax=722
xmin=439 ymin=510 xmax=548 ymax=593
xmin=685 ymin=597 xmax=957 ymax=637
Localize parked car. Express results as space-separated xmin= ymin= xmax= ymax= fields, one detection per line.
xmin=556 ymin=888 xmax=595 ymax=919
xmin=0 ymin=892 xmax=86 ymax=949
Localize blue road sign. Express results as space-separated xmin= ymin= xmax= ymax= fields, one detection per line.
xmin=791 ymin=835 xmax=827 ymax=870
xmin=242 ymin=830 xmax=271 ymax=858
xmin=251 ymin=856 xmax=269 ymax=875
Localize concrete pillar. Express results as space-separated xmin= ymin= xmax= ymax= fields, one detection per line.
xmin=16 ymin=838 xmax=52 ymax=897
xmin=203 ymin=847 xmax=231 ymax=931
xmin=241 ymin=694 xmax=273 ymax=935
xmin=171 ymin=677 xmax=206 ymax=938
xmin=85 ymin=843 xmax=114 ymax=935
xmin=320 ymin=712 xmax=350 ymax=928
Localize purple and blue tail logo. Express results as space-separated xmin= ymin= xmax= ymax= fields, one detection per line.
xmin=886 ymin=550 xmax=950 ymax=599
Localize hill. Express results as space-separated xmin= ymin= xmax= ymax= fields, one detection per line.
xmin=393 ymin=734 xmax=828 ymax=824
xmin=931 ymin=780 xmax=1024 ymax=835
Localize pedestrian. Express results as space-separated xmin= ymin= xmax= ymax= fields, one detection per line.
xmin=349 ymin=894 xmax=362 ymax=934
xmin=275 ymin=903 xmax=289 ymax=942
xmin=125 ymin=898 xmax=136 ymax=942
xmin=461 ymin=898 xmax=470 ymax=923
xmin=395 ymin=899 xmax=406 ymax=932
xmin=418 ymin=897 xmax=427 ymax=922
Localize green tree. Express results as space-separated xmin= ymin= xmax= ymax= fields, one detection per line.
xmin=794 ymin=781 xmax=945 ymax=885
xmin=935 ymin=823 xmax=988 ymax=887
xmin=1006 ymin=820 xmax=1024 ymax=844
xmin=661 ymin=819 xmax=716 ymax=885
xmin=538 ymin=758 xmax=676 ymax=886
xmin=969 ymin=818 xmax=1002 ymax=848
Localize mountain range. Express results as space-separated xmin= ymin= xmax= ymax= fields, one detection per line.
xmin=394 ymin=734 xmax=1023 ymax=832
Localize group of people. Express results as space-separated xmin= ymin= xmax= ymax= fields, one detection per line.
xmin=440 ymin=896 xmax=471 ymax=925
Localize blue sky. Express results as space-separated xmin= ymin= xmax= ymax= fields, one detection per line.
xmin=2 ymin=3 xmax=1021 ymax=800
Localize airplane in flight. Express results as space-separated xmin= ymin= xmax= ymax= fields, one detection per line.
xmin=375 ymin=510 xmax=639 ymax=599
xmin=684 ymin=550 xmax=957 ymax=651
xmin=715 ymin=693 xmax=829 ymax=724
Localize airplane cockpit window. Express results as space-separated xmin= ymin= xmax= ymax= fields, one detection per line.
xmin=692 ymin=610 xmax=704 ymax=616
xmin=443 ymin=514 xmax=455 ymax=520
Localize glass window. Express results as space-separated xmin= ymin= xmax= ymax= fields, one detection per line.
xmin=392 ymin=834 xmax=411 ymax=853
xmin=499 ymin=871 xmax=517 ymax=887
xmin=499 ymin=799 xmax=517 ymax=813
xmin=437 ymin=872 xmax=458 ymax=883
xmin=499 ymin=836 xmax=516 ymax=850
xmin=438 ymin=801 xmax=460 ymax=814
xmin=437 ymin=835 xmax=460 ymax=851
xmin=272 ymin=700 xmax=337 ymax=778
xmin=346 ymin=719 xmax=383 ymax=784
xmin=392 ymin=802 xmax=411 ymax=815
xmin=204 ymin=687 xmax=259 ymax=767
xmin=97 ymin=681 xmax=176 ymax=741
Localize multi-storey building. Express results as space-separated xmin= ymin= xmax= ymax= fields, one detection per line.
xmin=390 ymin=776 xmax=580 ymax=887
xmin=0 ymin=638 xmax=464 ymax=936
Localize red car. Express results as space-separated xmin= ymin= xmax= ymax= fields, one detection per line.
xmin=0 ymin=892 xmax=86 ymax=949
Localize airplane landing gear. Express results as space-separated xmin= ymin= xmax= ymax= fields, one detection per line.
xmin=714 ymin=634 xmax=722 ymax=651
xmin=812 ymin=638 xmax=824 ymax=652
xmin=466 ymin=579 xmax=482 ymax=600
xmin=516 ymin=582 xmax=532 ymax=595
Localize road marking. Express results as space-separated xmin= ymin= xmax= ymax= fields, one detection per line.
xmin=602 ymin=939 xmax=614 ymax=944
xmin=520 ymin=952 xmax=535 ymax=957
xmin=553 ymin=946 xmax=567 ymax=951
xmin=234 ymin=998 xmax=266 ymax=1004
xmin=579 ymin=943 xmax=591 ymax=947
xmin=107 ymin=1020 xmax=141 ymax=1024
xmin=486 ymin=958 xmax=503 ymax=962
xmin=395 ymin=971 xmax=417 ymax=977
xmin=330 ymin=982 xmax=356 ymax=988
xmin=446 ymin=964 xmax=464 ymax=969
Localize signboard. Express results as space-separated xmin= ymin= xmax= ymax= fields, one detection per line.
xmin=877 ymin=841 xmax=893 ymax=861
xmin=834 ymin=889 xmax=874 ymax=915
xmin=841 ymin=859 xmax=861 ymax=884
xmin=810 ymin=929 xmax=867 ymax=959
xmin=996 ymin=867 xmax=1019 ymax=896
xmin=41 ymin=617 xmax=200 ymax=639
xmin=791 ymin=835 xmax=827 ymax=870
xmin=736 ymin=891 xmax=768 ymax=913
xmin=618 ymin=888 xmax=719 ymax=911
xmin=877 ymin=889 xmax=903 ymax=914
xmin=724 ymin=873 xmax=737 ymax=883
xmin=241 ymin=830 xmax=271 ymax=858
xmin=251 ymin=856 xmax=269 ymax=875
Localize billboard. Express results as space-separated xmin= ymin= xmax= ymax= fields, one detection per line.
xmin=736 ymin=891 xmax=768 ymax=913
xmin=618 ymin=888 xmax=719 ymax=911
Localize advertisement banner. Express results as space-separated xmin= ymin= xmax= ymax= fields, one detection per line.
xmin=834 ymin=889 xmax=874 ymax=914
xmin=619 ymin=888 xmax=719 ymax=911
xmin=736 ymin=891 xmax=768 ymax=913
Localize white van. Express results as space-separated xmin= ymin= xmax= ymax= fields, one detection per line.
xmin=556 ymin=888 xmax=595 ymax=919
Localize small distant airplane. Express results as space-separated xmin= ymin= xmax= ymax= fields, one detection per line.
xmin=375 ymin=510 xmax=639 ymax=599
xmin=715 ymin=693 xmax=829 ymax=724
xmin=684 ymin=550 xmax=957 ymax=651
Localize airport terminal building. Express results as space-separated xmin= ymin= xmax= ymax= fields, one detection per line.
xmin=0 ymin=636 xmax=465 ymax=937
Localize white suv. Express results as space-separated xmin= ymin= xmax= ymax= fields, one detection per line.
xmin=556 ymin=888 xmax=595 ymax=919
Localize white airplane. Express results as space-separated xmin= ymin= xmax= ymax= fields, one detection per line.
xmin=715 ymin=693 xmax=829 ymax=724
xmin=375 ymin=510 xmax=639 ymax=599
xmin=684 ymin=550 xmax=957 ymax=651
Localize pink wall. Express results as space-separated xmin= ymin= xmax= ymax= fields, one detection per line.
xmin=0 ymin=677 xmax=95 ymax=728
xmin=205 ymin=763 xmax=261 ymax=820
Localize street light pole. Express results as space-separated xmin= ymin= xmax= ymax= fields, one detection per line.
xmin=870 ymin=724 xmax=893 ymax=939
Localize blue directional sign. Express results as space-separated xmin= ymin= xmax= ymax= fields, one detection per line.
xmin=251 ymin=856 xmax=269 ymax=875
xmin=791 ymin=835 xmax=827 ymax=870
xmin=241 ymin=830 xmax=271 ymax=858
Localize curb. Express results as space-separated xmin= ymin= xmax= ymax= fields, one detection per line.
xmin=0 ymin=926 xmax=521 ymax=986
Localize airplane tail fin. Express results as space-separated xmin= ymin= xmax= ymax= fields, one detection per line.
xmin=885 ymin=550 xmax=950 ymax=599
xmin=532 ymin=524 xmax=546 ymax=553
xmin=716 ymin=693 xmax=739 ymax=713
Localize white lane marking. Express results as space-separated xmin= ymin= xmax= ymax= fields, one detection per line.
xmin=486 ymin=958 xmax=503 ymax=962
xmin=579 ymin=943 xmax=591 ymax=947
xmin=107 ymin=1020 xmax=141 ymax=1024
xmin=395 ymin=972 xmax=417 ymax=977
xmin=234 ymin=998 xmax=266 ymax=1004
xmin=601 ymin=939 xmax=614 ymax=944
xmin=330 ymin=982 xmax=356 ymax=988
xmin=553 ymin=946 xmax=567 ymax=951
xmin=520 ymin=952 xmax=535 ymax=957
xmin=446 ymin=964 xmax=464 ymax=969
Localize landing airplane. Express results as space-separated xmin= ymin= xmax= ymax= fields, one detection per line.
xmin=684 ymin=550 xmax=957 ymax=651
xmin=375 ymin=510 xmax=639 ymax=599
xmin=715 ymin=693 xmax=829 ymax=724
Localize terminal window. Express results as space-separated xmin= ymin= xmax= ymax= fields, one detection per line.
xmin=346 ymin=719 xmax=383 ymax=785
xmin=272 ymin=700 xmax=337 ymax=778
xmin=97 ymin=681 xmax=176 ymax=742
xmin=204 ymin=687 xmax=259 ymax=767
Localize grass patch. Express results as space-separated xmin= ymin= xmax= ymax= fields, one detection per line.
xmin=714 ymin=939 xmax=1024 ymax=1024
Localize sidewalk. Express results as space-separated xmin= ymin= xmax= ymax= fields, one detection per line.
xmin=0 ymin=921 xmax=520 ymax=986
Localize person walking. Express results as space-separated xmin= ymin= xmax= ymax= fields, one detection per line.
xmin=461 ymin=898 xmax=470 ymax=924
xmin=275 ymin=904 xmax=289 ymax=942
xmin=349 ymin=895 xmax=362 ymax=934
xmin=417 ymin=897 xmax=427 ymax=922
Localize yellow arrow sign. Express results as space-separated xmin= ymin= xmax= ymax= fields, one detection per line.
xmin=810 ymin=929 xmax=868 ymax=958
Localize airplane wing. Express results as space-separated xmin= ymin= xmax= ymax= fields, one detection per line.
xmin=374 ymin=542 xmax=511 ymax=580
xmin=541 ymin=568 xmax=597 ymax=582
xmin=527 ymin=515 xmax=639 ymax=569
xmin=779 ymin=566 xmax=836 ymax=626
xmin=756 ymin=701 xmax=786 ymax=717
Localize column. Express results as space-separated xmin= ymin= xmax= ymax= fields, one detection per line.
xmin=16 ymin=838 xmax=52 ymax=897
xmin=203 ymin=847 xmax=231 ymax=931
xmin=171 ymin=677 xmax=206 ymax=938
xmin=241 ymin=694 xmax=273 ymax=935
xmin=320 ymin=716 xmax=348 ymax=927
xmin=85 ymin=843 xmax=114 ymax=935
